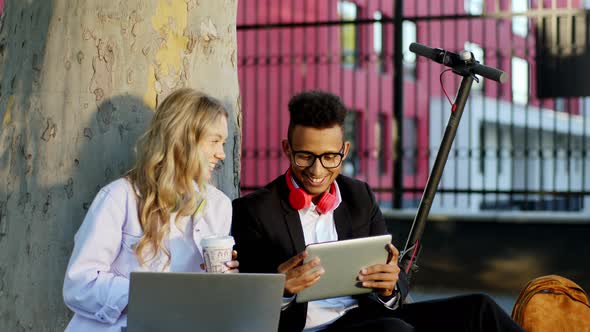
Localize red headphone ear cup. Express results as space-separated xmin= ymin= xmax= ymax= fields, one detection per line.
xmin=289 ymin=188 xmax=312 ymax=210
xmin=316 ymin=191 xmax=337 ymax=214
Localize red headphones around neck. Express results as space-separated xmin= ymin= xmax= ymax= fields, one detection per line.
xmin=285 ymin=169 xmax=338 ymax=214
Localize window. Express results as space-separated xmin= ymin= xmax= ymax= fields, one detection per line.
xmin=343 ymin=111 xmax=361 ymax=176
xmin=373 ymin=11 xmax=384 ymax=73
xmin=464 ymin=42 xmax=485 ymax=91
xmin=512 ymin=57 xmax=529 ymax=105
xmin=573 ymin=137 xmax=583 ymax=172
xmin=464 ymin=0 xmax=483 ymax=15
xmin=583 ymin=97 xmax=590 ymax=117
xmin=512 ymin=0 xmax=529 ymax=37
xmin=480 ymin=124 xmax=504 ymax=174
xmin=402 ymin=117 xmax=417 ymax=176
xmin=402 ymin=20 xmax=416 ymax=76
xmin=479 ymin=123 xmax=485 ymax=174
xmin=338 ymin=1 xmax=359 ymax=68
xmin=375 ymin=113 xmax=389 ymax=174
xmin=555 ymin=98 xmax=566 ymax=112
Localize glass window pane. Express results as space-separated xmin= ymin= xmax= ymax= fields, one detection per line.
xmin=512 ymin=57 xmax=529 ymax=105
xmin=464 ymin=0 xmax=483 ymax=15
xmin=402 ymin=20 xmax=416 ymax=65
xmin=338 ymin=1 xmax=358 ymax=68
xmin=375 ymin=113 xmax=389 ymax=175
xmin=464 ymin=41 xmax=485 ymax=91
xmin=374 ymin=11 xmax=385 ymax=73
xmin=373 ymin=11 xmax=382 ymax=55
xmin=343 ymin=111 xmax=361 ymax=176
xmin=403 ymin=117 xmax=417 ymax=175
xmin=512 ymin=0 xmax=529 ymax=37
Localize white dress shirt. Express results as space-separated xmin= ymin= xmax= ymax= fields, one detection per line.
xmin=62 ymin=178 xmax=232 ymax=332
xmin=285 ymin=178 xmax=358 ymax=331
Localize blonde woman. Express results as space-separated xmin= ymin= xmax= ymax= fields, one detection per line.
xmin=63 ymin=89 xmax=237 ymax=332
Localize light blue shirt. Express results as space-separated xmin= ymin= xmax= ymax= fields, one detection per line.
xmin=62 ymin=178 xmax=232 ymax=332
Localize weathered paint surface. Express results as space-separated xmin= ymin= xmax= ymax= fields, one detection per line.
xmin=144 ymin=0 xmax=190 ymax=108
xmin=2 ymin=95 xmax=13 ymax=126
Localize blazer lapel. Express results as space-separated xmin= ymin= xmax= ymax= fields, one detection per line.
xmin=283 ymin=206 xmax=306 ymax=254
xmin=277 ymin=175 xmax=306 ymax=254
xmin=334 ymin=202 xmax=353 ymax=240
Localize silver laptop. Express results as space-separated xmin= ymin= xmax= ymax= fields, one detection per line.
xmin=126 ymin=272 xmax=285 ymax=332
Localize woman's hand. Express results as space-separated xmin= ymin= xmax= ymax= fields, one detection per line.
xmin=199 ymin=250 xmax=239 ymax=273
xmin=224 ymin=250 xmax=239 ymax=273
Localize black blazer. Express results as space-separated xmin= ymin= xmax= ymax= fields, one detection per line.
xmin=232 ymin=174 xmax=409 ymax=332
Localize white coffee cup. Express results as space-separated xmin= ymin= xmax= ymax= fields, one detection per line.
xmin=201 ymin=235 xmax=235 ymax=273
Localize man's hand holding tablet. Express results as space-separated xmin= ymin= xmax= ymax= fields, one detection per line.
xmin=359 ymin=243 xmax=400 ymax=298
xmin=277 ymin=251 xmax=325 ymax=297
xmin=274 ymin=234 xmax=396 ymax=303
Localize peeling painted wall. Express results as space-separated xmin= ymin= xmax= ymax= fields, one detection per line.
xmin=0 ymin=0 xmax=240 ymax=330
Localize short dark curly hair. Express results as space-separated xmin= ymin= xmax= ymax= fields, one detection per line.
xmin=287 ymin=90 xmax=347 ymax=142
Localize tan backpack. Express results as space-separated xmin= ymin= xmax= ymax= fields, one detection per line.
xmin=512 ymin=275 xmax=590 ymax=332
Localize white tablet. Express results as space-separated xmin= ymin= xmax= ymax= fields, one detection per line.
xmin=295 ymin=234 xmax=392 ymax=303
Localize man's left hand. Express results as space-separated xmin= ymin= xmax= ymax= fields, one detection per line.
xmin=358 ymin=243 xmax=400 ymax=297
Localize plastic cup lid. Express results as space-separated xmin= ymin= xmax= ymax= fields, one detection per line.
xmin=201 ymin=235 xmax=235 ymax=248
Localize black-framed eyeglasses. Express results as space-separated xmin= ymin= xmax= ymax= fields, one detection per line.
xmin=290 ymin=145 xmax=345 ymax=169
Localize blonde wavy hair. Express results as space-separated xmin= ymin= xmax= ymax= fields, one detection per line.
xmin=127 ymin=88 xmax=228 ymax=266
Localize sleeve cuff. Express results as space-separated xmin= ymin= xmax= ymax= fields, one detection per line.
xmin=94 ymin=275 xmax=129 ymax=324
xmin=373 ymin=286 xmax=400 ymax=310
xmin=282 ymin=295 xmax=296 ymax=310
xmin=94 ymin=304 xmax=123 ymax=324
xmin=376 ymin=294 xmax=399 ymax=309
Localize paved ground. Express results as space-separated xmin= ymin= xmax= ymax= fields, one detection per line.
xmin=385 ymin=217 xmax=590 ymax=293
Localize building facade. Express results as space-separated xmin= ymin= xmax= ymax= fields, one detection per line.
xmin=237 ymin=0 xmax=590 ymax=214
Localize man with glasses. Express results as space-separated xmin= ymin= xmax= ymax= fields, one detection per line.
xmin=232 ymin=91 xmax=523 ymax=332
